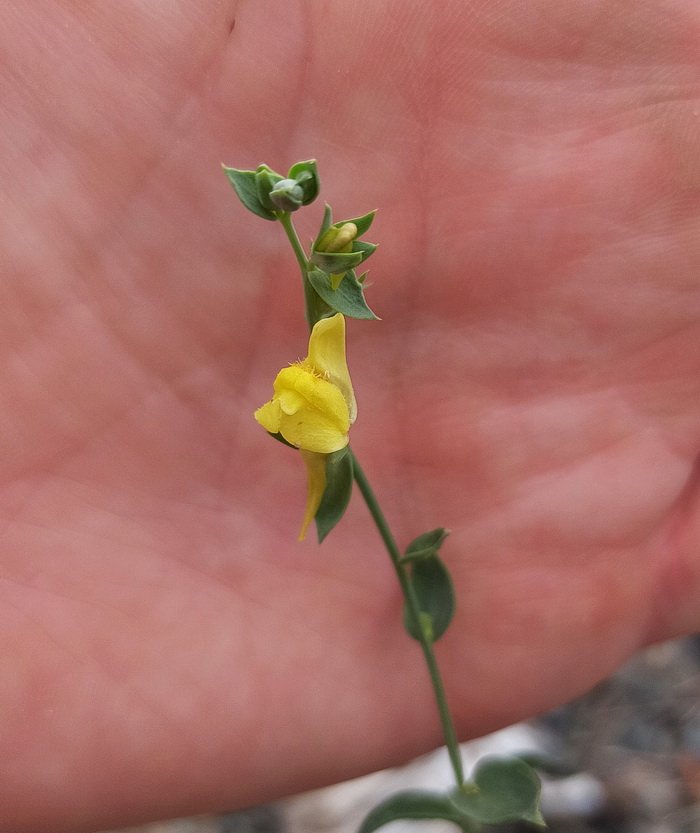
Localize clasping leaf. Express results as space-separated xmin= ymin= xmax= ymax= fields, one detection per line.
xmin=315 ymin=447 xmax=354 ymax=543
xmin=357 ymin=790 xmax=477 ymax=833
xmin=402 ymin=553 xmax=455 ymax=643
xmin=401 ymin=528 xmax=451 ymax=562
xmin=307 ymin=269 xmax=379 ymax=320
xmin=449 ymin=757 xmax=545 ymax=826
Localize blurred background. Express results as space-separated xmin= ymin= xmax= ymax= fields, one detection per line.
xmin=104 ymin=635 xmax=700 ymax=833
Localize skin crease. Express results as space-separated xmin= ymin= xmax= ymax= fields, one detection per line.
xmin=1 ymin=0 xmax=700 ymax=829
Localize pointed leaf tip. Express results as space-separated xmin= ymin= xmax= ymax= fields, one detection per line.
xmin=403 ymin=528 xmax=451 ymax=562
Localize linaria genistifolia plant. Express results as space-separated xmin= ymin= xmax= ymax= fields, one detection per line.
xmin=223 ymin=159 xmax=545 ymax=833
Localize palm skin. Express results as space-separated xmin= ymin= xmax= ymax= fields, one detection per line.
xmin=2 ymin=1 xmax=700 ymax=830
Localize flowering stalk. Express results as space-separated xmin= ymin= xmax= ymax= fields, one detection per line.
xmin=223 ymin=160 xmax=544 ymax=832
xmin=276 ymin=209 xmax=463 ymax=777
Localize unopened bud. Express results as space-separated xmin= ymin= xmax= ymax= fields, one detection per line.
xmin=269 ymin=178 xmax=305 ymax=211
xmin=317 ymin=223 xmax=358 ymax=253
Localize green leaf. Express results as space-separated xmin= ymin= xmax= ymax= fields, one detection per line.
xmin=313 ymin=208 xmax=375 ymax=251
xmin=307 ymin=269 xmax=379 ymax=320
xmin=255 ymin=165 xmax=285 ymax=212
xmin=310 ymin=248 xmax=365 ymax=274
xmin=315 ymin=447 xmax=354 ymax=543
xmin=449 ymin=757 xmax=544 ymax=826
xmin=357 ymin=791 xmax=477 ymax=833
xmin=316 ymin=203 xmax=333 ymax=240
xmin=222 ymin=166 xmax=277 ymax=221
xmin=352 ymin=240 xmax=378 ymax=264
xmin=402 ymin=554 xmax=455 ymax=642
xmin=517 ymin=751 xmax=579 ymax=778
xmin=341 ymin=209 xmax=376 ymax=237
xmin=402 ymin=528 xmax=451 ymax=562
xmin=269 ymin=178 xmax=304 ymax=211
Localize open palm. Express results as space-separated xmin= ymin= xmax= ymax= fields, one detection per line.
xmin=3 ymin=2 xmax=700 ymax=831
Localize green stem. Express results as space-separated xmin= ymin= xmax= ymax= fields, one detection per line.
xmin=348 ymin=449 xmax=465 ymax=787
xmin=277 ymin=211 xmax=329 ymax=329
xmin=277 ymin=208 xmax=463 ymax=785
xmin=277 ymin=211 xmax=308 ymax=274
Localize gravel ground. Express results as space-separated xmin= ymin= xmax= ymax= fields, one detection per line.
xmin=104 ymin=637 xmax=700 ymax=833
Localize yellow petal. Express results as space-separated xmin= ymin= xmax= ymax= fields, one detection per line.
xmin=307 ymin=314 xmax=357 ymax=424
xmin=254 ymin=399 xmax=281 ymax=434
xmin=288 ymin=368 xmax=349 ymax=431
xmin=269 ymin=365 xmax=350 ymax=452
xmin=298 ymin=450 xmax=327 ymax=541
xmin=277 ymin=387 xmax=306 ymax=415
xmin=278 ymin=405 xmax=349 ymax=453
xmin=317 ymin=223 xmax=357 ymax=253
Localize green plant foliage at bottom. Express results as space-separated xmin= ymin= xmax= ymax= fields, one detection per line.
xmin=449 ymin=756 xmax=545 ymax=826
xmin=357 ymin=790 xmax=478 ymax=833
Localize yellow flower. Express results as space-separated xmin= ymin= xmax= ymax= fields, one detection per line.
xmin=254 ymin=313 xmax=356 ymax=540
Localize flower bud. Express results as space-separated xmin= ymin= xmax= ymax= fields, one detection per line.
xmin=312 ymin=215 xmax=378 ymax=289
xmin=288 ymin=160 xmax=320 ymax=206
xmin=316 ymin=222 xmax=358 ymax=253
xmin=269 ymin=178 xmax=305 ymax=211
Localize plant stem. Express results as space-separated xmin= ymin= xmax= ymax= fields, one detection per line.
xmin=277 ymin=210 xmax=464 ymax=786
xmin=277 ymin=211 xmax=308 ymax=273
xmin=277 ymin=211 xmax=329 ymax=329
xmin=348 ymin=449 xmax=465 ymax=787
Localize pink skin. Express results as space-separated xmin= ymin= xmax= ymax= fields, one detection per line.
xmin=2 ymin=1 xmax=700 ymax=830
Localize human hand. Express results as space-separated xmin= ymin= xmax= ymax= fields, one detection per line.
xmin=2 ymin=2 xmax=700 ymax=831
